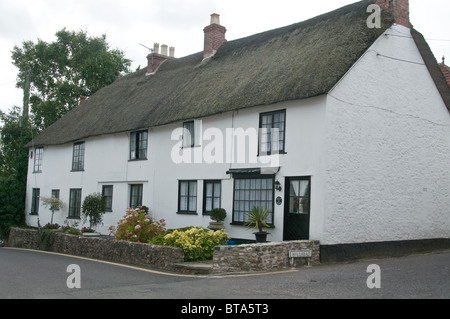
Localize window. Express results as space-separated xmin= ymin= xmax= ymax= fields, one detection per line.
xmin=203 ymin=180 xmax=221 ymax=215
xmin=31 ymin=188 xmax=40 ymax=215
xmin=233 ymin=176 xmax=274 ymax=224
xmin=51 ymin=189 xmax=60 ymax=211
xmin=129 ymin=184 xmax=143 ymax=209
xmin=130 ymin=130 xmax=148 ymax=160
xmin=178 ymin=181 xmax=197 ymax=214
xmin=182 ymin=120 xmax=201 ymax=148
xmin=34 ymin=147 xmax=43 ymax=173
xmin=259 ymin=110 xmax=286 ymax=155
xmin=182 ymin=121 xmax=195 ymax=148
xmin=288 ymin=178 xmax=311 ymax=214
xmin=72 ymin=142 xmax=85 ymax=171
xmin=102 ymin=185 xmax=114 ymax=212
xmin=51 ymin=189 xmax=60 ymax=199
xmin=68 ymin=189 xmax=82 ymax=218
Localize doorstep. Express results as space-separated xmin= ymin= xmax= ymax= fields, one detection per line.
xmin=172 ymin=260 xmax=213 ymax=275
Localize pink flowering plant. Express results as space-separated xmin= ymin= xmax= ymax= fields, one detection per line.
xmin=112 ymin=207 xmax=166 ymax=243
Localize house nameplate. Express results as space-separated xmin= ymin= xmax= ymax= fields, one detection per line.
xmin=289 ymin=250 xmax=312 ymax=258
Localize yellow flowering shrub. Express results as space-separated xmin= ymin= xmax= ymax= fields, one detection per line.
xmin=153 ymin=227 xmax=229 ymax=261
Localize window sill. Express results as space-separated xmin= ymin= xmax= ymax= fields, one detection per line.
xmin=257 ymin=151 xmax=287 ymax=157
xmin=230 ymin=222 xmax=275 ymax=229
xmin=66 ymin=217 xmax=81 ymax=220
xmin=128 ymin=158 xmax=148 ymax=162
xmin=70 ymin=170 xmax=85 ymax=172
xmin=177 ymin=211 xmax=198 ymax=215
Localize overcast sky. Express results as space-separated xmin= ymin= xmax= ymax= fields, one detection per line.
xmin=1 ymin=0 xmax=449 ymax=115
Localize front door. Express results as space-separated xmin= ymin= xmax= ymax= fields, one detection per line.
xmin=283 ymin=177 xmax=311 ymax=241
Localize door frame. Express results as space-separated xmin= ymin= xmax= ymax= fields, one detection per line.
xmin=283 ymin=176 xmax=311 ymax=241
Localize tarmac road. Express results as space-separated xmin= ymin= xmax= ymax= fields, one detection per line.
xmin=0 ymin=247 xmax=449 ymax=300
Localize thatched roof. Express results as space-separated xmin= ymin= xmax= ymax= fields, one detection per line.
xmin=30 ymin=0 xmax=395 ymax=147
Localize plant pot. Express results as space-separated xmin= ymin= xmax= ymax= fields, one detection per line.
xmin=254 ymin=232 xmax=268 ymax=243
xmin=208 ymin=221 xmax=224 ymax=231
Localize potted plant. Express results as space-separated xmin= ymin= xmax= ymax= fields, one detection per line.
xmin=40 ymin=196 xmax=66 ymax=225
xmin=245 ymin=206 xmax=271 ymax=243
xmin=208 ymin=208 xmax=227 ymax=231
xmin=81 ymin=193 xmax=106 ymax=236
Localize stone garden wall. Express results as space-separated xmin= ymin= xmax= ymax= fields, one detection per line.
xmin=7 ymin=228 xmax=185 ymax=271
xmin=212 ymin=240 xmax=320 ymax=274
xmin=7 ymin=228 xmax=320 ymax=274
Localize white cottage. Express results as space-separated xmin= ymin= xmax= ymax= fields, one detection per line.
xmin=25 ymin=0 xmax=450 ymax=261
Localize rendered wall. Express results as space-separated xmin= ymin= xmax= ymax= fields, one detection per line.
xmin=323 ymin=25 xmax=450 ymax=245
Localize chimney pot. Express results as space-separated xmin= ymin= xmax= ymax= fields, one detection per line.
xmin=210 ymin=13 xmax=221 ymax=25
xmin=169 ymin=46 xmax=175 ymax=58
xmin=153 ymin=43 xmax=160 ymax=54
xmin=161 ymin=44 xmax=168 ymax=56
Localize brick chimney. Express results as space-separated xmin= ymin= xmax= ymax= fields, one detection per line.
xmin=376 ymin=0 xmax=411 ymax=28
xmin=203 ymin=13 xmax=227 ymax=59
xmin=147 ymin=42 xmax=174 ymax=74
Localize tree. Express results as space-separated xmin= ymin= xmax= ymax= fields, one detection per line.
xmin=11 ymin=28 xmax=131 ymax=130
xmin=0 ymin=107 xmax=34 ymax=238
xmin=81 ymin=193 xmax=106 ymax=230
xmin=41 ymin=196 xmax=66 ymax=225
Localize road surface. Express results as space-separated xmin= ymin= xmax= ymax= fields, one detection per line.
xmin=0 ymin=247 xmax=448 ymax=300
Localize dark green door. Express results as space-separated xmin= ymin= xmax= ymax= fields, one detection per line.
xmin=283 ymin=177 xmax=311 ymax=241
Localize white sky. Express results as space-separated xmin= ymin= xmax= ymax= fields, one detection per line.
xmin=0 ymin=0 xmax=449 ymax=115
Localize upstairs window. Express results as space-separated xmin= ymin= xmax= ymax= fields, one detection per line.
xmin=130 ymin=130 xmax=148 ymax=160
xmin=259 ymin=110 xmax=286 ymax=155
xmin=182 ymin=120 xmax=202 ymax=148
xmin=72 ymin=142 xmax=85 ymax=171
xmin=34 ymin=147 xmax=43 ymax=173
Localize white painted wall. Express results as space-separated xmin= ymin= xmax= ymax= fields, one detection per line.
xmin=323 ymin=25 xmax=450 ymax=245
xmin=26 ymin=96 xmax=327 ymax=242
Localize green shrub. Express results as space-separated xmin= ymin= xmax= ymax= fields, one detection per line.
xmin=59 ymin=226 xmax=82 ymax=236
xmin=210 ymin=208 xmax=227 ymax=222
xmin=151 ymin=227 xmax=229 ymax=261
